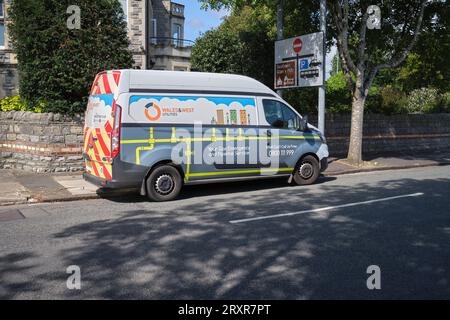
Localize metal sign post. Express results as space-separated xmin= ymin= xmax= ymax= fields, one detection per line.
xmin=318 ymin=0 xmax=326 ymax=134
xmin=276 ymin=1 xmax=284 ymax=98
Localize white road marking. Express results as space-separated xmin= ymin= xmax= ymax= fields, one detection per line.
xmin=229 ymin=192 xmax=424 ymax=224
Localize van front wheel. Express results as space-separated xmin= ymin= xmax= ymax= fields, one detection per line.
xmin=146 ymin=165 xmax=182 ymax=202
xmin=292 ymin=155 xmax=320 ymax=186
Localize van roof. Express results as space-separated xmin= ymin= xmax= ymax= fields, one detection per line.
xmin=118 ymin=70 xmax=277 ymax=97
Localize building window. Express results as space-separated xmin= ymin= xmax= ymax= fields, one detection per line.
xmin=0 ymin=24 xmax=5 ymax=48
xmin=0 ymin=0 xmax=4 ymax=18
xmin=120 ymin=0 xmax=128 ymax=24
xmin=151 ymin=19 xmax=157 ymax=44
xmin=172 ymin=23 xmax=182 ymax=46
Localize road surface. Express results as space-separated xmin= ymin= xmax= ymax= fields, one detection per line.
xmin=1 ymin=166 xmax=449 ymax=299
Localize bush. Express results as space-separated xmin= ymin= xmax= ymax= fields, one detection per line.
xmin=8 ymin=0 xmax=133 ymax=115
xmin=404 ymin=87 xmax=440 ymax=114
xmin=437 ymin=92 xmax=450 ymax=112
xmin=283 ymin=87 xmax=317 ymax=115
xmin=325 ymin=72 xmax=352 ymax=113
xmin=374 ymin=85 xmax=407 ymax=114
xmin=0 ymin=96 xmax=44 ymax=113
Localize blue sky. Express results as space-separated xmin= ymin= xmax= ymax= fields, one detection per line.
xmin=175 ymin=0 xmax=229 ymax=41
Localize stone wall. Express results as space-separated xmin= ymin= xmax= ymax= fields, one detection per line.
xmin=0 ymin=111 xmax=449 ymax=173
xmin=0 ymin=111 xmax=85 ymax=172
xmin=309 ymin=113 xmax=450 ymax=156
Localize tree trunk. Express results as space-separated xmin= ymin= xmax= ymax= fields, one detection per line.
xmin=347 ymin=84 xmax=366 ymax=166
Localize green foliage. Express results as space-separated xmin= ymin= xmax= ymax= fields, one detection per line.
xmin=191 ymin=27 xmax=244 ymax=74
xmin=376 ymin=85 xmax=407 ymax=115
xmin=325 ymin=72 xmax=351 ymax=113
xmin=282 ymin=87 xmax=317 ymax=116
xmin=405 ymin=88 xmax=440 ymax=114
xmin=198 ymin=1 xmax=449 ymax=116
xmin=192 ymin=5 xmax=276 ymax=88
xmin=0 ymin=96 xmax=44 ymax=113
xmin=440 ymin=92 xmax=450 ymax=111
xmin=394 ymin=1 xmax=450 ymax=93
xmin=8 ymin=0 xmax=133 ymax=115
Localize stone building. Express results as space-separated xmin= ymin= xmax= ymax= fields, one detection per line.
xmin=0 ymin=0 xmax=192 ymax=99
xmin=0 ymin=0 xmax=19 ymax=99
xmin=122 ymin=0 xmax=192 ymax=71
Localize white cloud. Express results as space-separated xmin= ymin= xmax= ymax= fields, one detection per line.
xmin=208 ymin=8 xmax=230 ymax=20
xmin=188 ymin=17 xmax=205 ymax=30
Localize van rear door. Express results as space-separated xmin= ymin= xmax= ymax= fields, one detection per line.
xmin=83 ymin=71 xmax=122 ymax=180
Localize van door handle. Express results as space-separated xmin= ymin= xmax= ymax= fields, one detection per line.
xmin=266 ymin=130 xmax=272 ymax=146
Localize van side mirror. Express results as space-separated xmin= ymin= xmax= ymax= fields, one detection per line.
xmin=299 ymin=116 xmax=308 ymax=131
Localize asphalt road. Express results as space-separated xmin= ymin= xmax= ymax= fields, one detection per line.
xmin=1 ymin=166 xmax=449 ymax=299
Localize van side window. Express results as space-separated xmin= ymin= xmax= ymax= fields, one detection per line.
xmin=263 ymin=100 xmax=300 ymax=130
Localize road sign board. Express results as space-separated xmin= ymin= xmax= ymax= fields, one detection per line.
xmin=274 ymin=32 xmax=324 ymax=89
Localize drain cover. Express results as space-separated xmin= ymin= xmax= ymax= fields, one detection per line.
xmin=0 ymin=209 xmax=26 ymax=222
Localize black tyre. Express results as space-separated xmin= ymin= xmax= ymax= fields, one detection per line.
xmin=146 ymin=165 xmax=183 ymax=202
xmin=292 ymin=155 xmax=320 ymax=186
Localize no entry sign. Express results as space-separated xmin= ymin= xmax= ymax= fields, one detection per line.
xmin=293 ymin=38 xmax=303 ymax=54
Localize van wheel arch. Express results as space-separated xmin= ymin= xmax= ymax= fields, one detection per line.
xmin=140 ymin=160 xmax=185 ymax=196
xmin=297 ymin=153 xmax=320 ymax=165
xmin=289 ymin=153 xmax=320 ymax=186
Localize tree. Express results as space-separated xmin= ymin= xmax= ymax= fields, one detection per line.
xmin=194 ymin=2 xmax=322 ymax=115
xmin=191 ymin=26 xmax=245 ymax=74
xmin=8 ymin=0 xmax=133 ymax=114
xmin=201 ymin=0 xmax=440 ymax=165
xmin=395 ymin=1 xmax=450 ymax=93
xmin=328 ymin=0 xmax=429 ymax=165
xmin=192 ymin=5 xmax=276 ymax=88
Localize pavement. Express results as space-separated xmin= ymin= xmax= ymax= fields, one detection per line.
xmin=0 ymin=165 xmax=449 ymax=299
xmin=0 ymin=151 xmax=449 ymax=206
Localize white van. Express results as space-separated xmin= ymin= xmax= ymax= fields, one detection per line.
xmin=83 ymin=70 xmax=329 ymax=201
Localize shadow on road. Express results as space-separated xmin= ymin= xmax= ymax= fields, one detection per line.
xmin=2 ymin=172 xmax=450 ymax=299
xmin=43 ymin=174 xmax=450 ymax=299
xmin=102 ymin=175 xmax=338 ymax=204
xmin=0 ymin=252 xmax=42 ymax=299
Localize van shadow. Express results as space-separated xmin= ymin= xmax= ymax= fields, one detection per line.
xmin=100 ymin=175 xmax=337 ymax=203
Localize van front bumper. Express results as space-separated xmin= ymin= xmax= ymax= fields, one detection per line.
xmin=320 ymin=157 xmax=328 ymax=172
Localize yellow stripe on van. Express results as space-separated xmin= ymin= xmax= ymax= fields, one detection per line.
xmin=188 ymin=167 xmax=294 ymax=178
xmin=121 ymin=133 xmax=320 ymax=145
xmin=122 ymin=126 xmax=320 ymax=170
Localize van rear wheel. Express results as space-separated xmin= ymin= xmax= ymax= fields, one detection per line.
xmin=146 ymin=165 xmax=182 ymax=202
xmin=292 ymin=155 xmax=320 ymax=186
